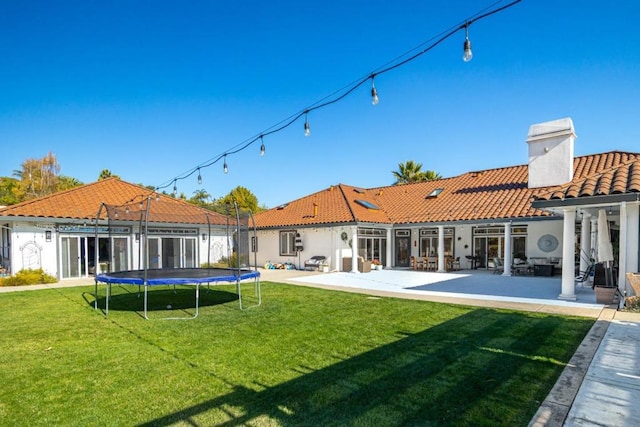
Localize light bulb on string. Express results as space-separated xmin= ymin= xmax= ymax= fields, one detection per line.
xmin=197 ymin=168 xmax=202 ymax=185
xmin=462 ymin=23 xmax=473 ymax=62
xmin=259 ymin=135 xmax=265 ymax=157
xmin=370 ymin=76 xmax=379 ymax=105
xmin=304 ymin=112 xmax=311 ymax=137
xmin=223 ymin=156 xmax=228 ymax=174
xmin=172 ymin=180 xmax=177 ymax=196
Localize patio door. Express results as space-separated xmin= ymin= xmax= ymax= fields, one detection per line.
xmin=111 ymin=237 xmax=129 ymax=272
xmin=61 ymin=236 xmax=82 ymax=278
xmin=473 ymin=236 xmax=500 ymax=269
xmin=395 ymin=230 xmax=410 ymax=267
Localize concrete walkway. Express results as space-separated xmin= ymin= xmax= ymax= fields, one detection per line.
xmin=2 ymin=268 xmax=639 ymax=426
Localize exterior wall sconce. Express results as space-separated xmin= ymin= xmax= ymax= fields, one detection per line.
xmin=202 ymin=233 xmax=207 ymax=241
xmin=45 ymin=230 xmax=52 ymax=242
xmin=135 ymin=233 xmax=140 ymax=242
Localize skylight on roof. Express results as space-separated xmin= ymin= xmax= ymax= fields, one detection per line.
xmin=353 ymin=188 xmax=365 ymax=194
xmin=355 ymin=199 xmax=380 ymax=210
xmin=276 ymin=203 xmax=289 ymax=210
xmin=426 ymin=188 xmax=444 ymax=198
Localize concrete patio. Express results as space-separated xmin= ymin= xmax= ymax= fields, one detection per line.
xmin=261 ymin=268 xmax=604 ymax=317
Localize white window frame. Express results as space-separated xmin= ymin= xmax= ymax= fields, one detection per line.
xmin=280 ymin=230 xmax=297 ymax=256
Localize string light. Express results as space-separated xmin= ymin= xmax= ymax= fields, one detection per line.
xmin=259 ymin=135 xmax=265 ymax=156
xmin=172 ymin=180 xmax=177 ymax=196
xmin=197 ymin=168 xmax=202 ymax=185
xmin=463 ymin=23 xmax=473 ymax=62
xmin=304 ymin=112 xmax=311 ymax=137
xmin=153 ymin=0 xmax=521 ymax=191
xmin=370 ymin=75 xmax=379 ymax=105
xmin=223 ymin=156 xmax=228 ymax=174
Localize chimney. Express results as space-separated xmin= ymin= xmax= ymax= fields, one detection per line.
xmin=526 ymin=117 xmax=576 ymax=188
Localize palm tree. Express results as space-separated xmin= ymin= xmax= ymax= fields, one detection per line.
xmin=392 ymin=161 xmax=442 ymax=185
xmin=423 ymin=170 xmax=442 ymax=181
xmin=189 ymin=189 xmax=211 ymax=208
xmin=98 ymin=169 xmax=119 ymax=180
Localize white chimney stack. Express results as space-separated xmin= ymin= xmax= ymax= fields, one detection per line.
xmin=527 ymin=117 xmax=576 ymax=188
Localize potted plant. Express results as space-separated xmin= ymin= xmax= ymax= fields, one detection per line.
xmin=594 ymin=284 xmax=618 ymax=304
xmin=372 ymin=259 xmax=382 ymax=270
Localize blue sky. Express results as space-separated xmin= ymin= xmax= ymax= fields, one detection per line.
xmin=1 ymin=1 xmax=638 ymax=208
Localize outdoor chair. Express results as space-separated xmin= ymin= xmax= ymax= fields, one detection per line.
xmin=492 ymin=257 xmax=504 ymax=274
xmin=575 ymin=262 xmax=595 ymax=288
xmin=304 ymin=256 xmax=326 ymax=271
xmin=410 ymin=256 xmax=423 ymax=270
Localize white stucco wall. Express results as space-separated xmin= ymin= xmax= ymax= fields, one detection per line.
xmin=256 ymin=227 xmax=354 ymax=271
xmin=10 ymin=223 xmax=57 ymax=277
xmin=526 ymin=220 xmax=564 ymax=260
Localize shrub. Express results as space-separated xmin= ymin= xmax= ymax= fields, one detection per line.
xmin=0 ymin=269 xmax=57 ymax=287
xmin=625 ymin=296 xmax=640 ymax=312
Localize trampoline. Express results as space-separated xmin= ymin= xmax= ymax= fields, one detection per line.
xmin=96 ymin=267 xmax=260 ymax=319
xmin=93 ymin=197 xmax=262 ymax=319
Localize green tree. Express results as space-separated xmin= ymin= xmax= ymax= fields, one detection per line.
xmin=210 ymin=186 xmax=263 ymax=214
xmin=12 ymin=152 xmax=61 ymax=200
xmin=423 ymin=169 xmax=442 ymax=181
xmin=57 ymin=176 xmax=83 ymax=191
xmin=392 ymin=160 xmax=441 ymax=184
xmin=189 ymin=189 xmax=211 ymax=208
xmin=98 ymin=169 xmax=119 ymax=180
xmin=0 ymin=177 xmax=20 ymax=205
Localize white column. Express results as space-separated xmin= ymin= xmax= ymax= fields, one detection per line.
xmin=437 ymin=225 xmax=445 ymax=272
xmin=580 ymin=212 xmax=592 ymax=274
xmin=559 ymin=207 xmax=577 ymax=300
xmin=502 ymin=222 xmax=512 ymax=276
xmin=351 ymin=226 xmax=358 ymax=273
xmin=625 ymin=203 xmax=639 ymax=277
xmin=619 ymin=202 xmax=627 ymax=290
xmin=385 ymin=228 xmax=392 ymax=269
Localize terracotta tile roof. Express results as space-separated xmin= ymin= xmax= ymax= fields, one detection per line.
xmin=535 ymin=152 xmax=640 ymax=200
xmin=255 ymin=151 xmax=640 ymax=228
xmin=254 ymin=184 xmax=392 ymax=228
xmin=0 ymin=177 xmax=228 ymax=225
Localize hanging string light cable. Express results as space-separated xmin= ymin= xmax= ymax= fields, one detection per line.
xmin=154 ymin=0 xmax=521 ymax=193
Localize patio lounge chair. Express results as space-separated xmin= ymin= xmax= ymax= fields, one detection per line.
xmin=304 ymin=256 xmax=326 ymax=271
xmin=492 ymin=257 xmax=504 ymax=274
xmin=575 ymin=262 xmax=595 ymax=288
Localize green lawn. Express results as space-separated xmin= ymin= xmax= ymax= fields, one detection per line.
xmin=0 ymin=282 xmax=593 ymax=426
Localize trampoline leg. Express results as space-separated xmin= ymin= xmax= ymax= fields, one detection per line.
xmin=106 ymin=283 xmax=111 ymax=316
xmin=237 ymin=277 xmax=261 ymax=311
xmin=144 ymin=285 xmax=149 ymax=320
xmin=194 ymin=285 xmax=200 ymax=318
